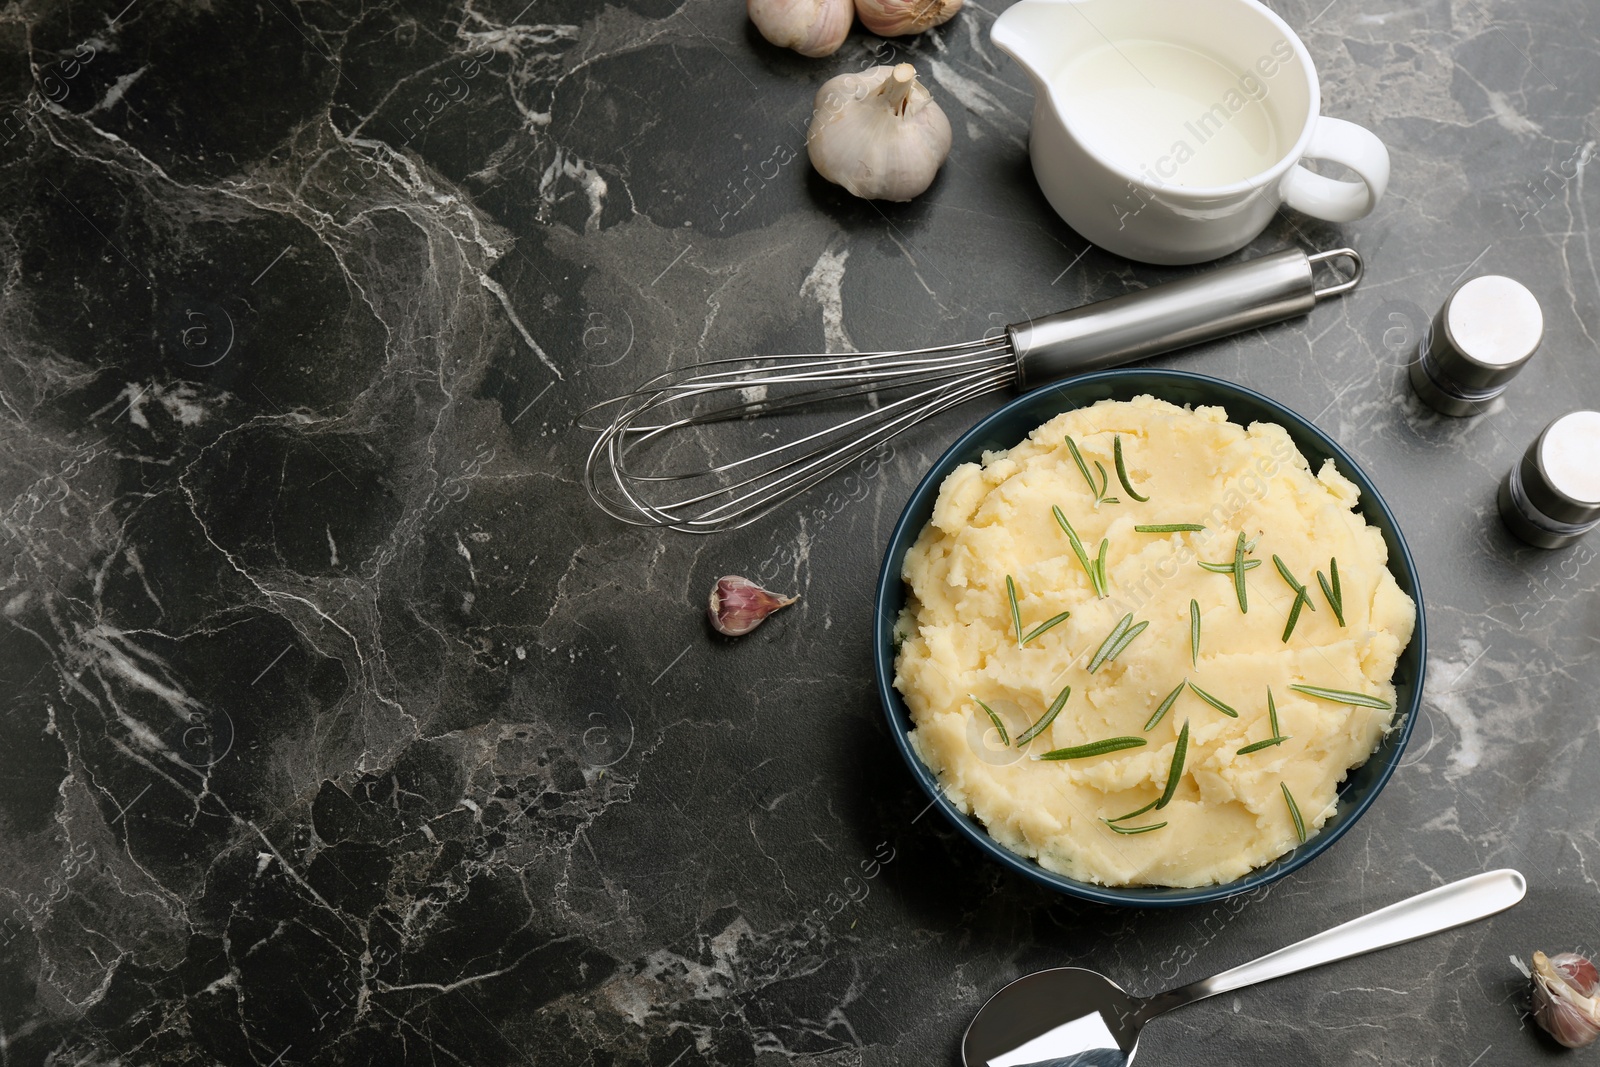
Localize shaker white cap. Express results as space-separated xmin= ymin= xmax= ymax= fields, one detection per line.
xmin=1445 ymin=275 xmax=1544 ymax=368
xmin=1540 ymin=411 xmax=1600 ymax=506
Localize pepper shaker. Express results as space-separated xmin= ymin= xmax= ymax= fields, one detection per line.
xmin=1409 ymin=275 xmax=1543 ymax=416
xmin=1498 ymin=411 xmax=1600 ymax=548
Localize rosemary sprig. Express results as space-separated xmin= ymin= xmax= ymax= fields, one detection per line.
xmin=1282 ymin=782 xmax=1307 ymax=843
xmin=1281 ymin=594 xmax=1307 ymax=643
xmin=1099 ymin=719 xmax=1182 ymax=833
xmin=1088 ymin=614 xmax=1145 ymax=673
xmin=1107 ymin=798 xmax=1159 ymax=823
xmin=1107 ymin=621 xmax=1149 ymax=664
xmin=1006 ymin=575 xmax=1024 ymax=648
xmin=1022 ymin=611 xmax=1072 ymax=646
xmin=1053 ymin=506 xmax=1108 ymax=599
xmin=1189 ymin=599 xmax=1201 ymax=666
xmin=1135 ymin=523 xmax=1207 ymax=533
xmin=1017 ymin=685 xmax=1070 ymax=745
xmin=1317 ymin=557 xmax=1346 ymax=626
xmin=1198 ymin=559 xmax=1261 ymax=573
xmin=1289 ymin=684 xmax=1393 ymax=710
xmin=1113 ymin=435 xmax=1149 ymax=502
xmin=1155 ymin=720 xmax=1189 ymax=810
xmin=1238 ymin=690 xmax=1292 ymax=754
xmin=1232 ymin=531 xmax=1249 ymax=613
xmin=1065 ymin=435 xmax=1095 ymax=492
xmin=1186 ymin=680 xmax=1240 ymax=718
xmin=972 ymin=695 xmax=1009 ymax=746
xmin=1203 ymin=534 xmax=1260 ymax=607
xmin=1053 ymin=506 xmax=1093 ymax=577
xmin=1037 ymin=736 xmax=1147 ymax=761
xmin=1094 ymin=537 xmax=1110 ymax=594
xmin=1272 ymin=555 xmax=1316 ymax=607
xmin=1273 ymin=554 xmax=1317 ymax=642
xmin=1145 ymin=680 xmax=1186 ymax=731
xmin=1094 ymin=461 xmax=1117 ymax=502
xmin=1065 ymin=435 xmax=1119 ymax=506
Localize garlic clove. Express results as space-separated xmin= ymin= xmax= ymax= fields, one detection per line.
xmin=749 ymin=0 xmax=854 ymax=58
xmin=807 ymin=63 xmax=952 ymax=202
xmin=1532 ymin=950 xmax=1600 ymax=1048
xmin=1552 ymin=952 xmax=1600 ymax=996
xmin=708 ymin=575 xmax=798 ymax=636
xmin=854 ymin=0 xmax=961 ymax=36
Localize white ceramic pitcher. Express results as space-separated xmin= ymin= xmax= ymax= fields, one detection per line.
xmin=992 ymin=0 xmax=1390 ymax=264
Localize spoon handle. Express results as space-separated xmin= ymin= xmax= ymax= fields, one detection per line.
xmin=1147 ymin=869 xmax=1526 ymax=1016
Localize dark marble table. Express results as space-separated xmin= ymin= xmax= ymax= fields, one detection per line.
xmin=1 ymin=0 xmax=1596 ymax=1062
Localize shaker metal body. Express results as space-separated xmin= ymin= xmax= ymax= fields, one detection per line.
xmin=1498 ymin=411 xmax=1600 ymax=548
xmin=1409 ymin=275 xmax=1543 ymax=416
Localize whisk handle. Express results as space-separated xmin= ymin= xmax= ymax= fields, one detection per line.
xmin=1009 ymin=247 xmax=1361 ymax=388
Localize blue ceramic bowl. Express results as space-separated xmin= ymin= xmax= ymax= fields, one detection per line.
xmin=872 ymin=370 xmax=1426 ymax=907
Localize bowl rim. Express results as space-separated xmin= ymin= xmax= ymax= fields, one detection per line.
xmin=871 ymin=369 xmax=1426 ymax=908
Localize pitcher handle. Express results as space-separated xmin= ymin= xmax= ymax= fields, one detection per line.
xmin=1280 ymin=116 xmax=1391 ymax=223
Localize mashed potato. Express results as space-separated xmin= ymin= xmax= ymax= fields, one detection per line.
xmin=893 ymin=396 xmax=1416 ymax=887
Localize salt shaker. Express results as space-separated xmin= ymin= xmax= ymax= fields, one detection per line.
xmin=1409 ymin=275 xmax=1543 ymax=416
xmin=1498 ymin=411 xmax=1600 ymax=548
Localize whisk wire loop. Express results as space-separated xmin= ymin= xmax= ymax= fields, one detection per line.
xmin=584 ymin=340 xmax=1018 ymax=533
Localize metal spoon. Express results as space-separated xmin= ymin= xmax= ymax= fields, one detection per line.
xmin=963 ymin=869 xmax=1527 ymax=1067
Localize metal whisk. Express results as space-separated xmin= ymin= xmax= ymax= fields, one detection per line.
xmin=585 ymin=247 xmax=1361 ymax=535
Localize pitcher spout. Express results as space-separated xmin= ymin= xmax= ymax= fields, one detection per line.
xmin=991 ymin=0 xmax=1079 ymax=96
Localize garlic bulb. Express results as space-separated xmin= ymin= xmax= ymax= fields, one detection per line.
xmin=708 ymin=575 xmax=797 ymax=636
xmin=807 ymin=63 xmax=952 ymax=202
xmin=1532 ymin=950 xmax=1600 ymax=1048
xmin=749 ymin=0 xmax=854 ymax=58
xmin=854 ymin=0 xmax=961 ymax=36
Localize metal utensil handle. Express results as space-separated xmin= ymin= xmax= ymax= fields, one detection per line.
xmin=1008 ymin=247 xmax=1362 ymax=389
xmin=1145 ymin=869 xmax=1526 ymax=1020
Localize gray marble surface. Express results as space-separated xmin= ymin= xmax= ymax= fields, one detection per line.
xmin=0 ymin=0 xmax=1596 ymax=1062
